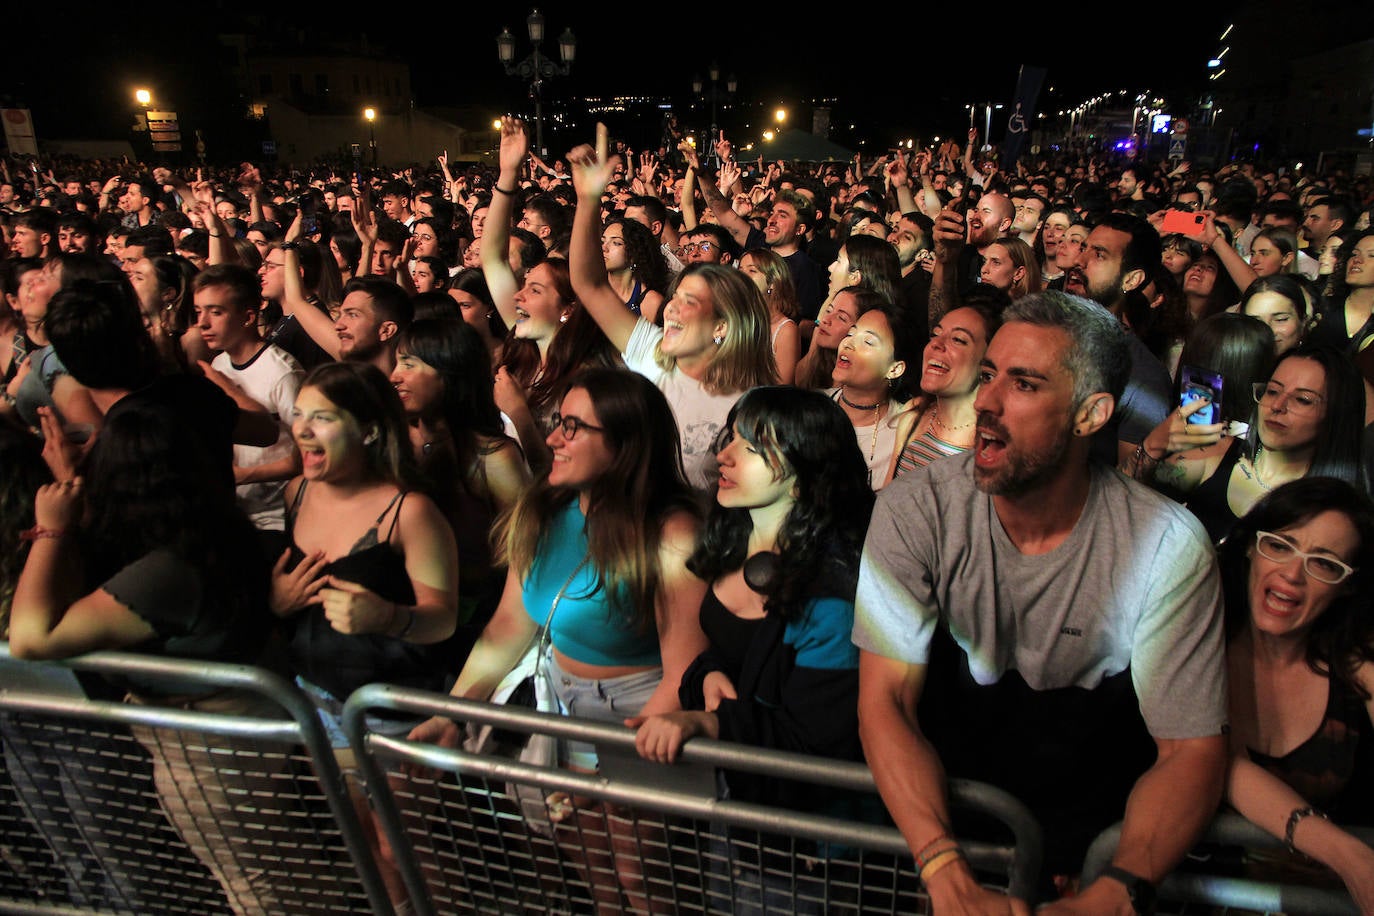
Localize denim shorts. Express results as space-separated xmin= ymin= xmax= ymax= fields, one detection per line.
xmin=296 ymin=676 xmax=423 ymax=751
xmin=546 ymin=647 xmax=661 ymax=770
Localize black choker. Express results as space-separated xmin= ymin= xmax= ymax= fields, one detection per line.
xmin=838 ymin=388 xmax=882 ymax=411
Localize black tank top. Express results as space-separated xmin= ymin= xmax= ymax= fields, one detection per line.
xmin=285 ymin=484 xmax=446 ymax=700
xmin=1185 ymin=438 xmax=1245 ymax=545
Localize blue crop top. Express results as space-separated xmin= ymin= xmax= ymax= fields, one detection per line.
xmin=522 ymin=501 xmax=660 ymax=667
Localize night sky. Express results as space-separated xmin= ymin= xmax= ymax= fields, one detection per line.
xmin=5 ymin=3 xmax=1368 ymax=161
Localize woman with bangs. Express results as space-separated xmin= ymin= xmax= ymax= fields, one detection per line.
xmin=632 ymin=387 xmax=875 ymax=913
xmin=1219 ymin=479 xmax=1374 ymax=911
xmin=569 ymin=125 xmax=775 ymax=491
xmin=485 ymin=120 xmax=618 ymax=477
xmin=411 ymin=367 xmax=708 ymax=915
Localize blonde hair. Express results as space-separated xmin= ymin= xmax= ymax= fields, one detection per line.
xmin=653 ymin=264 xmax=777 ymax=395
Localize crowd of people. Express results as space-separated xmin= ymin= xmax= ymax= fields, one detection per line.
xmin=2 ymin=116 xmax=1373 ymax=914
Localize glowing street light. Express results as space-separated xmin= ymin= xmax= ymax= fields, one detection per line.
xmin=134 ymin=88 xmax=152 ymax=107
xmin=363 ymin=107 xmax=378 ymax=166
xmin=774 ymin=108 xmax=787 ymax=124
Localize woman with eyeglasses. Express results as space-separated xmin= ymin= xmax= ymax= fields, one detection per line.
xmin=409 ymin=368 xmax=708 ymax=914
xmin=1127 ymin=345 xmax=1366 ymax=544
xmin=1219 ymin=478 xmax=1374 ymax=912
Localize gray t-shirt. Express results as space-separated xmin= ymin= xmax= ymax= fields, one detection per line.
xmin=853 ymin=454 xmax=1226 ymax=740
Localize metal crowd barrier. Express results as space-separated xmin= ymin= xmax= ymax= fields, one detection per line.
xmin=0 ymin=645 xmax=392 ymax=916
xmin=343 ymin=683 xmax=1045 ymax=916
xmin=1082 ymin=812 xmax=1374 ymax=915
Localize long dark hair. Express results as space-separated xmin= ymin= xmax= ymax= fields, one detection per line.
xmin=395 ymin=318 xmax=509 ymax=493
xmin=501 ymin=368 xmax=696 ymax=633
xmin=688 ymin=387 xmax=874 ymax=620
xmin=1174 ymin=312 xmax=1275 ymax=427
xmin=606 ymin=216 xmax=668 ymax=294
xmin=300 ymin=361 xmax=420 ymax=489
xmin=80 ymin=399 xmax=267 ymax=618
xmin=500 ymin=258 xmax=618 ymax=417
xmin=1247 ymin=344 xmax=1365 ymax=488
xmin=1220 ymin=477 xmax=1374 ymax=699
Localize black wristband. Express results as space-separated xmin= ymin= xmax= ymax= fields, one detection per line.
xmin=1100 ymin=865 xmax=1156 ymax=916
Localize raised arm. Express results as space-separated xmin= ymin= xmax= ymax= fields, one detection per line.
xmin=887 ymin=152 xmax=919 ymax=217
xmin=928 ymin=208 xmax=967 ymax=326
xmin=481 ymin=118 xmax=527 ymax=329
xmin=567 ymin=124 xmax=639 ymax=352
xmin=1198 ymin=210 xmax=1258 ymax=293
xmin=694 ymin=155 xmax=753 ymax=247
xmin=281 ymin=246 xmax=343 ymax=358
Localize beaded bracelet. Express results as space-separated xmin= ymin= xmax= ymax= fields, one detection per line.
xmin=1284 ymin=805 xmax=1328 ymax=854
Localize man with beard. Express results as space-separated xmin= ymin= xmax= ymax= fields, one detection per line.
xmin=926 ymin=191 xmax=1014 ymax=323
xmin=855 ymin=291 xmax=1226 ymax=916
xmin=1063 ymin=213 xmax=1172 ymax=466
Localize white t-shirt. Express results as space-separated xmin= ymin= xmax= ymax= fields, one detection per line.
xmin=212 ymin=344 xmax=303 ymax=531
xmin=622 ymin=319 xmax=741 ymax=491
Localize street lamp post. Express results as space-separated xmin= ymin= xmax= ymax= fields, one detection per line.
xmin=364 ymin=107 xmax=377 ymax=167
xmin=691 ymin=63 xmax=736 ymax=165
xmin=496 ymin=10 xmax=575 ymax=158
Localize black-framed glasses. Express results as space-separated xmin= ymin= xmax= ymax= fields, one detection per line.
xmin=549 ymin=412 xmax=604 ymax=440
xmin=1254 ymin=530 xmax=1355 ymax=584
xmin=1252 ymin=381 xmax=1325 ymax=416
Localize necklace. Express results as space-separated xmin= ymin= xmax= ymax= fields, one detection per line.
xmin=839 ymin=387 xmax=883 ymax=411
xmin=1250 ymin=445 xmax=1274 ymax=491
xmin=866 ymin=400 xmax=889 ymax=469
xmin=420 ymin=433 xmax=452 ymax=456
xmin=931 ymin=401 xmax=974 ymax=435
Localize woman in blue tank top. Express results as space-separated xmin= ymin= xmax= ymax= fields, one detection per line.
xmin=411 ymin=366 xmax=707 ymax=914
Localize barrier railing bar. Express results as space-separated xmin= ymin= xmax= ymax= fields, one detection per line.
xmin=1083 ymin=814 xmax=1371 ymax=916
xmin=0 ymin=645 xmax=396 ymax=916
xmin=346 ymin=683 xmax=1042 ymax=904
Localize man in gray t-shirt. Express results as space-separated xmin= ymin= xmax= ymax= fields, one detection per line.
xmin=854 ymin=292 xmax=1227 ymax=915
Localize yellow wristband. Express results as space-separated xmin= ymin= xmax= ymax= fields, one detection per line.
xmin=919 ymin=848 xmax=964 ymax=884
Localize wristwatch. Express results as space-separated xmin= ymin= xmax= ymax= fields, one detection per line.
xmin=1101 ymin=865 xmax=1157 ymax=915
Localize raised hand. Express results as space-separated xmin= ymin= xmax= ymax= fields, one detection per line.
xmin=713 ymin=130 xmax=733 ymax=163
xmin=886 ymin=151 xmax=910 ymax=187
xmin=566 ymin=123 xmax=614 ymax=201
xmin=497 ymin=117 xmax=531 ymax=178
xmin=677 ymin=139 xmax=700 ymax=171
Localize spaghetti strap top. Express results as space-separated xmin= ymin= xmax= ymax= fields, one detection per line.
xmin=626 ymin=278 xmax=646 ymax=316
xmin=285 ymin=483 xmax=446 ymax=700
xmin=1184 ymin=439 xmax=1244 ymax=545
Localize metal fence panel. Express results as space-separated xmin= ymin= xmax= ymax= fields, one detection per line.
xmin=1082 ymin=814 xmax=1372 ymax=916
xmin=344 ymin=684 xmax=1044 ymax=916
xmin=0 ymin=646 xmax=392 ymax=916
